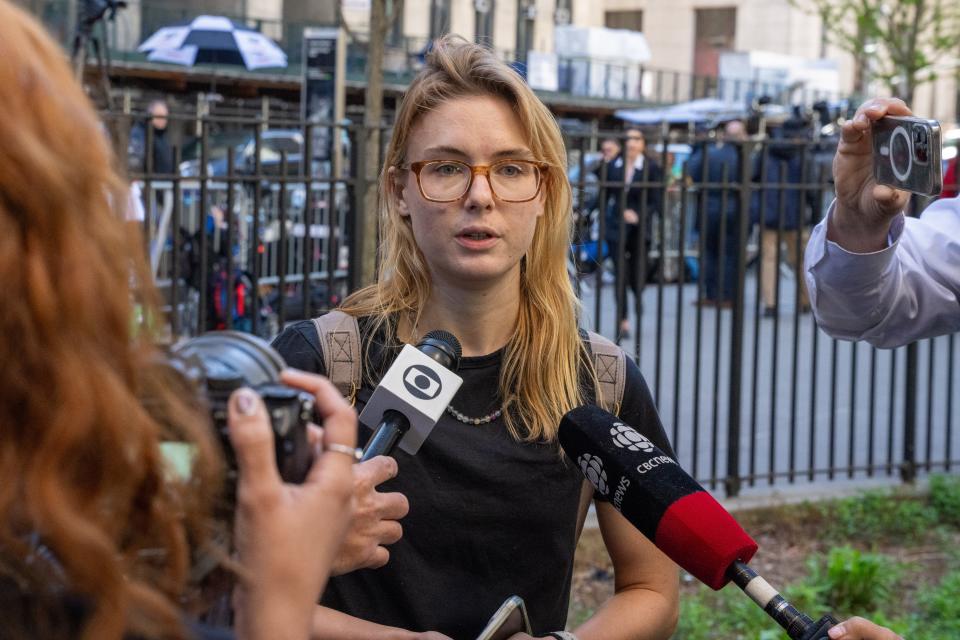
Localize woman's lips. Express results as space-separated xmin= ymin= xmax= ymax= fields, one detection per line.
xmin=455 ymin=229 xmax=499 ymax=250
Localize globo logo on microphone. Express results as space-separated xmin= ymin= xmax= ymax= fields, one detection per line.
xmin=610 ymin=422 xmax=654 ymax=452
xmin=357 ymin=344 xmax=463 ymax=455
xmin=403 ymin=364 xmax=443 ymax=400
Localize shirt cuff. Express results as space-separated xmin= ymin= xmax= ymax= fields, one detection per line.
xmin=818 ymin=205 xmax=903 ymax=288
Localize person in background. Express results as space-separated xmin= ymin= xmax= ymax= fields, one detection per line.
xmin=129 ymin=98 xmax=175 ymax=175
xmin=599 ymin=137 xmax=621 ymax=164
xmin=752 ymin=115 xmax=813 ymax=317
xmin=602 ymin=127 xmax=663 ymax=341
xmin=687 ymin=120 xmax=747 ymax=308
xmin=804 ymin=97 xmax=959 ymax=348
xmin=0 ymin=3 xmax=356 ymax=638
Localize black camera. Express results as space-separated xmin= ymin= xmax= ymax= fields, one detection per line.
xmin=170 ymin=331 xmax=314 ymax=484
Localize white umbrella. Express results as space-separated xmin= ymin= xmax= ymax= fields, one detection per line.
xmin=138 ymin=15 xmax=287 ymax=70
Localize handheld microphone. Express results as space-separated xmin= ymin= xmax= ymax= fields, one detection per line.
xmin=559 ymin=405 xmax=838 ymax=640
xmin=358 ymin=330 xmax=462 ymax=461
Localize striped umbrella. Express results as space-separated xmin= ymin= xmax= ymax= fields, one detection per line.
xmin=138 ymin=15 xmax=287 ymax=70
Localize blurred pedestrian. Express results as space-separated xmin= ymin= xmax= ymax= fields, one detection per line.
xmin=599 ymin=136 xmax=621 ymax=164
xmin=687 ymin=120 xmax=746 ymax=307
xmin=128 ymin=98 xmax=174 ymax=175
xmin=603 ymin=127 xmax=663 ymax=341
xmin=752 ymin=117 xmax=812 ymax=317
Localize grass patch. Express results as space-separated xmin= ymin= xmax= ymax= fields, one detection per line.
xmin=569 ymin=475 xmax=960 ymax=637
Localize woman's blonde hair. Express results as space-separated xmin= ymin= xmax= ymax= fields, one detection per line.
xmin=341 ymin=35 xmax=595 ymax=442
xmin=0 ymin=2 xmax=221 ymax=638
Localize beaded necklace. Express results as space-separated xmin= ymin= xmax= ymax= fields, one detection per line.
xmin=445 ymin=404 xmax=503 ymax=425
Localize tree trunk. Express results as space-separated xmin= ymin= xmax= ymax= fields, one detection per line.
xmin=360 ymin=0 xmax=388 ymax=287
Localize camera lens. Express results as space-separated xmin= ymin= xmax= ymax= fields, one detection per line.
xmin=169 ymin=331 xmax=314 ymax=484
xmin=890 ymin=126 xmax=912 ymax=181
xmin=912 ymin=124 xmax=929 ymax=164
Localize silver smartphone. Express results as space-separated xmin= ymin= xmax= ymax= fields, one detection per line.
xmin=475 ymin=595 xmax=532 ymax=640
xmin=872 ymin=115 xmax=943 ymax=195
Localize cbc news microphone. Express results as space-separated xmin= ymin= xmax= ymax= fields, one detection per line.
xmin=358 ymin=330 xmax=463 ymax=461
xmin=559 ymin=405 xmax=838 ymax=640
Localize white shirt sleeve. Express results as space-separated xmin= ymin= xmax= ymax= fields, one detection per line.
xmin=803 ymin=197 xmax=960 ymax=348
xmin=125 ymin=181 xmax=145 ymax=222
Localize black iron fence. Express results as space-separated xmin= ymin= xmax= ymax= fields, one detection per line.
xmin=114 ymin=110 xmax=372 ymax=340
xmin=118 ymin=110 xmax=959 ymax=496
xmin=567 ymin=129 xmax=959 ymax=497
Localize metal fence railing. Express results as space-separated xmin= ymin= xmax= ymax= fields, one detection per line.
xmin=117 ymin=111 xmax=959 ymax=496
xmin=111 ymin=111 xmax=369 ymax=340
xmin=566 ymin=129 xmax=958 ymax=497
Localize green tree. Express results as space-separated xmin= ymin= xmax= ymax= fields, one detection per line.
xmin=793 ymin=0 xmax=960 ymax=104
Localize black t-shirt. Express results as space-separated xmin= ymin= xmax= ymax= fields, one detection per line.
xmin=273 ymin=318 xmax=673 ymax=639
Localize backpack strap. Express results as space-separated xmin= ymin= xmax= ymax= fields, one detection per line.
xmin=583 ymin=330 xmax=626 ymax=415
xmin=575 ymin=330 xmax=627 ymax=538
xmin=312 ymin=310 xmax=362 ymax=404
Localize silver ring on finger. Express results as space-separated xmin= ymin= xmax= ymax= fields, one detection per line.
xmin=326 ymin=442 xmax=362 ymax=462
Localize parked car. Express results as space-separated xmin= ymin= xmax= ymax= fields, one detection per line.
xmin=178 ymin=129 xmax=305 ymax=178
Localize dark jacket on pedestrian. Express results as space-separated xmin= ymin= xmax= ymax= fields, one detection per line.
xmin=595 ymin=153 xmax=663 ymax=244
xmin=750 ymin=142 xmax=807 ymax=231
xmin=687 ymin=141 xmax=742 ymax=228
xmin=128 ymin=122 xmax=174 ymax=175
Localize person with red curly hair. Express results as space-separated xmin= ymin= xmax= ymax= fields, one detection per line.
xmin=0 ymin=2 xmax=357 ymax=638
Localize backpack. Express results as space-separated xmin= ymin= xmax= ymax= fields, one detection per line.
xmin=310 ymin=310 xmax=625 ymax=412
xmin=310 ymin=310 xmax=627 ymax=539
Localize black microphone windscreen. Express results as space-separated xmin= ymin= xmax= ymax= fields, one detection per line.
xmin=559 ymin=405 xmax=757 ymax=590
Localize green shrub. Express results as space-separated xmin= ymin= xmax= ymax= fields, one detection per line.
xmin=812 ymin=546 xmax=897 ymax=612
xmin=911 ymin=570 xmax=960 ymax=639
xmin=825 ymin=491 xmax=938 ymax=543
xmin=675 ymin=584 xmax=781 ymax=639
xmin=929 ymin=474 xmax=960 ymax=527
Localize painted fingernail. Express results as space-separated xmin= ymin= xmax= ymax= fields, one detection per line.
xmin=233 ymin=388 xmax=258 ymax=416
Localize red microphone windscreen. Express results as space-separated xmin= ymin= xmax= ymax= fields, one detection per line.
xmin=654 ymin=491 xmax=758 ymax=590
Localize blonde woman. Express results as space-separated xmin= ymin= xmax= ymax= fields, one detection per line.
xmin=275 ymin=36 xmax=679 ymax=639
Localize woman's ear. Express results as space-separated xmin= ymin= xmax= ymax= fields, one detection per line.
xmin=387 ymin=166 xmax=410 ymax=217
xmin=534 ymin=186 xmax=546 ymax=218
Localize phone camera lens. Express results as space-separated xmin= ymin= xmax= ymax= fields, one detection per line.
xmin=912 ymin=124 xmax=929 ymax=164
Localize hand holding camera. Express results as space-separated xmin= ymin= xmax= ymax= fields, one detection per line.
xmin=830 ymin=98 xmax=941 ymax=253
xmin=228 ymin=370 xmax=356 ymax=640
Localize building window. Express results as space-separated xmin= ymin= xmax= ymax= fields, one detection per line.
xmin=554 ymin=0 xmax=572 ymax=25
xmin=693 ymin=7 xmax=736 ymax=77
xmin=474 ymin=0 xmax=494 ymax=47
xmin=430 ymin=0 xmax=451 ymax=40
xmin=604 ymin=10 xmax=642 ymax=32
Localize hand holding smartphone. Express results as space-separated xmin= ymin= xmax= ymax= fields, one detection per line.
xmin=475 ymin=595 xmax=532 ymax=640
xmin=872 ymin=115 xmax=943 ymax=196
